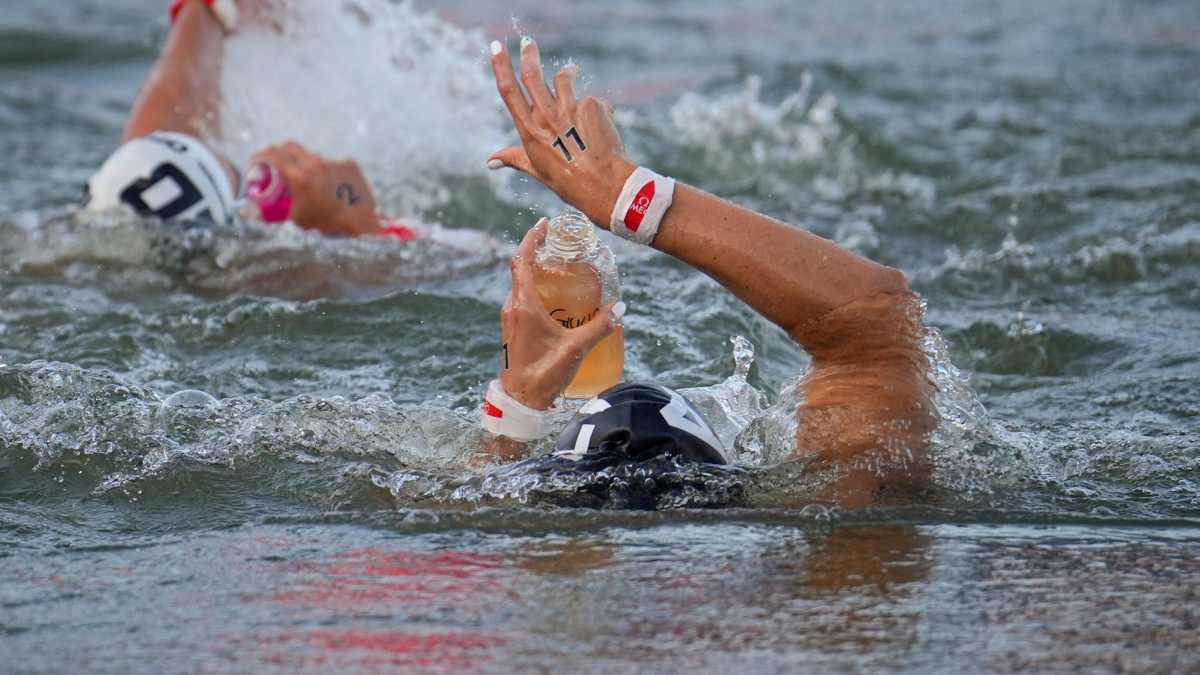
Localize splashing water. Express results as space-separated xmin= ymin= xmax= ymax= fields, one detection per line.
xmin=219 ymin=0 xmax=508 ymax=217
xmin=0 ymin=360 xmax=477 ymax=504
xmin=639 ymin=75 xmax=937 ymax=212
xmin=681 ymin=335 xmax=770 ymax=454
xmin=0 ymin=209 xmax=508 ymax=301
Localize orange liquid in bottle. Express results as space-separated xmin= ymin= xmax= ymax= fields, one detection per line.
xmin=532 ymin=260 xmax=625 ymax=399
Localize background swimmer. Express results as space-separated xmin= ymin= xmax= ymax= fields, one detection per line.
xmin=89 ymin=0 xmax=417 ymax=239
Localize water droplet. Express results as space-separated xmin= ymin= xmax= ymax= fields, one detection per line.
xmin=157 ymin=390 xmax=220 ymax=419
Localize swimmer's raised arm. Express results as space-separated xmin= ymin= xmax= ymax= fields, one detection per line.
xmin=124 ymin=1 xmax=225 ymax=144
xmin=487 ymin=38 xmax=904 ymax=332
xmin=487 ymin=39 xmax=934 ymax=501
xmin=125 ymin=1 xmax=280 ymax=145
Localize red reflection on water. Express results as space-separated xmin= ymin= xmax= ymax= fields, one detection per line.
xmin=269 ymin=548 xmax=506 ymax=610
xmin=258 ymin=629 xmax=506 ymax=670
xmin=241 ymin=546 xmax=513 ymax=670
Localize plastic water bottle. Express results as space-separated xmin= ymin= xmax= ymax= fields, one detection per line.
xmin=245 ymin=162 xmax=292 ymax=223
xmin=533 ymin=210 xmax=625 ymax=398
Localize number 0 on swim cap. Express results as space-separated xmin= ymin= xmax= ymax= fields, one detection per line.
xmin=85 ymin=132 xmax=235 ymax=225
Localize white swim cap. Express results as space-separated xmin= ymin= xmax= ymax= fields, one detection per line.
xmin=86 ymin=132 xmax=235 ymax=225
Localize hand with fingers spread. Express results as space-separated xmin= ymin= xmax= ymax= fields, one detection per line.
xmin=499 ymin=219 xmax=625 ymax=410
xmin=488 ymin=38 xmax=635 ymax=230
xmin=251 ymin=141 xmax=383 ymax=237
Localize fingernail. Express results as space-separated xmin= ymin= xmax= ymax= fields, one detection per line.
xmin=612 ymin=302 xmax=627 ymax=320
xmin=487 ymin=159 xmax=503 ymax=170
xmin=490 ymin=40 xmax=502 ymax=56
xmin=520 ymin=36 xmax=532 ymax=49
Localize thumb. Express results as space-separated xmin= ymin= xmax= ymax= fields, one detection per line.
xmin=567 ymin=301 xmax=625 ymax=355
xmin=488 ymin=146 xmax=534 ymax=174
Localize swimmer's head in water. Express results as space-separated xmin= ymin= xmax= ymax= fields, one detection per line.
xmin=554 ymin=382 xmax=727 ymax=465
xmin=85 ymin=132 xmax=235 ymax=226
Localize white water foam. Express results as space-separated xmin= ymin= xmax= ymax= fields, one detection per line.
xmin=661 ymin=75 xmax=936 ymax=209
xmin=218 ymin=0 xmax=507 ymax=217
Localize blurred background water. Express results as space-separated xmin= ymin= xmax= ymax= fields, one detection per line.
xmin=1 ymin=0 xmax=1199 ymax=672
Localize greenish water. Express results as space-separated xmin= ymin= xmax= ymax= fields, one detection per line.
xmin=2 ymin=0 xmax=1199 ymax=672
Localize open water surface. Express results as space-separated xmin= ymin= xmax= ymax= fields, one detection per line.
xmin=2 ymin=0 xmax=1199 ymax=672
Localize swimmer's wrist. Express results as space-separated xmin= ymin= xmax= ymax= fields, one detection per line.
xmin=499 ymin=373 xmax=558 ymax=411
xmin=481 ymin=380 xmax=557 ymax=442
xmin=608 ymin=165 xmax=677 ymax=246
xmin=586 ymin=157 xmax=636 ymax=230
xmin=170 ymin=0 xmax=239 ymax=34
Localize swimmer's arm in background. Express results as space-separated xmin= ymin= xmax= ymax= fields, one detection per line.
xmin=124 ymin=1 xmax=231 ymax=175
xmin=487 ymin=39 xmax=935 ymax=499
xmin=479 ymin=220 xmax=620 ymax=458
xmin=122 ymin=1 xmax=279 ymax=146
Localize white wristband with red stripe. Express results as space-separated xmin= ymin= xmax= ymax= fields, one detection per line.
xmin=170 ymin=0 xmax=239 ymax=33
xmin=480 ymin=380 xmax=556 ymax=442
xmin=609 ymin=167 xmax=676 ymax=246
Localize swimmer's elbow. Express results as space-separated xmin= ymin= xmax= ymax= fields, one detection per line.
xmin=872 ymin=263 xmax=912 ymax=299
xmin=789 ymin=262 xmax=919 ymax=358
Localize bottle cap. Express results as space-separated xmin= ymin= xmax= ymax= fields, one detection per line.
xmin=539 ymin=210 xmax=599 ymax=263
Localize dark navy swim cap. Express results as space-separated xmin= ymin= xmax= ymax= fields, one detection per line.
xmin=553 ymin=382 xmax=727 ymax=465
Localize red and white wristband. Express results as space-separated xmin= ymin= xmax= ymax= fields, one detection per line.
xmin=169 ymin=0 xmax=239 ymax=33
xmin=610 ymin=167 xmax=676 ymax=246
xmin=481 ymin=380 xmax=556 ymax=442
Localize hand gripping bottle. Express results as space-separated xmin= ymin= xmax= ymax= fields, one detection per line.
xmin=244 ymin=162 xmax=292 ymax=223
xmin=533 ymin=210 xmax=625 ymax=398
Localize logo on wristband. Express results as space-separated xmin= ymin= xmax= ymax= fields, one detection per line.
xmin=624 ymin=180 xmax=656 ymax=232
xmin=611 ymin=167 xmax=675 ymax=245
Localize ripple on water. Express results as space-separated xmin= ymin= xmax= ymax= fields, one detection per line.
xmin=2 ymin=327 xmax=1018 ymax=517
